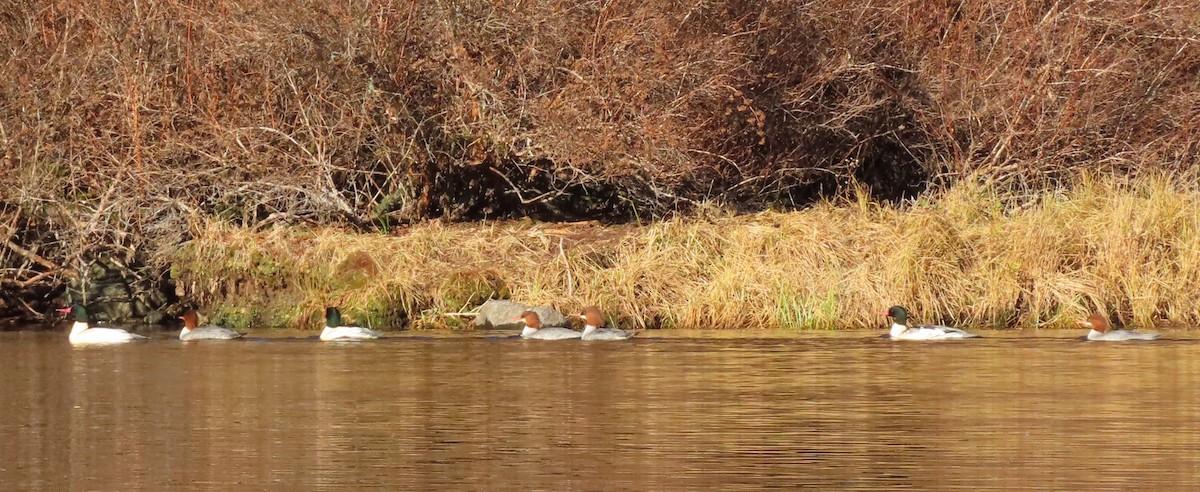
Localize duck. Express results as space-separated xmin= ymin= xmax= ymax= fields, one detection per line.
xmin=880 ymin=305 xmax=978 ymax=340
xmin=178 ymin=309 xmax=243 ymax=341
xmin=319 ymin=307 xmax=383 ymax=341
xmin=515 ymin=310 xmax=581 ymax=340
xmin=57 ymin=304 xmax=149 ymax=345
xmin=1078 ymin=313 xmax=1159 ymax=341
xmin=577 ymin=306 xmax=634 ymax=340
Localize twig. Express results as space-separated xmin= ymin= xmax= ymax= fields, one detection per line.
xmin=559 ymin=237 xmax=574 ymax=296
xmin=0 ymin=214 xmax=19 ymax=243
xmin=17 ymin=298 xmax=41 ymax=318
xmin=1 ymin=238 xmax=76 ymax=278
xmin=18 ymin=270 xmax=57 ymax=287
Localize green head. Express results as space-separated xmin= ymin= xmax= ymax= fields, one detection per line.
xmin=56 ymin=304 xmax=90 ymax=323
xmin=324 ymin=307 xmax=342 ymax=327
xmin=881 ymin=305 xmax=909 ymax=325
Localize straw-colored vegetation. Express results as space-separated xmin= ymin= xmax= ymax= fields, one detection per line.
xmin=173 ymin=175 xmax=1200 ymax=331
xmin=2 ymin=2 xmax=1198 ymax=323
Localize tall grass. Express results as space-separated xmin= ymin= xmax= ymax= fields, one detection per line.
xmin=173 ymin=176 xmax=1200 ymax=331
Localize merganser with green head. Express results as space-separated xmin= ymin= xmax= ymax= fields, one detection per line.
xmin=881 ymin=305 xmax=978 ymax=340
xmin=57 ymin=304 xmax=148 ymax=345
xmin=319 ymin=307 xmax=383 ymax=341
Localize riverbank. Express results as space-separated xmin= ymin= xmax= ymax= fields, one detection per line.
xmin=171 ymin=175 xmax=1200 ymax=331
xmin=4 ymin=2 xmax=1197 ymax=325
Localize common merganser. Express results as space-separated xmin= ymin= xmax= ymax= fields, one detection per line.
xmin=1078 ymin=313 xmax=1159 ymax=341
xmin=516 ymin=311 xmax=581 ymax=340
xmin=319 ymin=307 xmax=383 ymax=341
xmin=577 ymin=306 xmax=634 ymax=340
xmin=178 ymin=309 xmax=243 ymax=341
xmin=881 ymin=305 xmax=978 ymax=340
xmin=57 ymin=304 xmax=148 ymax=345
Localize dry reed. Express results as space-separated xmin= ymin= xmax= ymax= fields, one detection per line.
xmin=172 ymin=175 xmax=1200 ymax=331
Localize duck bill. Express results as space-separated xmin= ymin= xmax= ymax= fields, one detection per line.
xmin=55 ymin=307 xmax=71 ymax=314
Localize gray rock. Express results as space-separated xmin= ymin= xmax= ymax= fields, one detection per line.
xmin=65 ymin=255 xmax=171 ymax=325
xmin=474 ymin=299 xmax=569 ymax=329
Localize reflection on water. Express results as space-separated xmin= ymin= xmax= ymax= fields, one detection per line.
xmin=1 ymin=331 xmax=1199 ymax=490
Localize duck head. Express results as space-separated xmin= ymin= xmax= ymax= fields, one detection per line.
xmin=1078 ymin=313 xmax=1110 ymax=333
xmin=179 ymin=309 xmax=200 ymax=330
xmin=514 ymin=310 xmax=542 ymax=336
xmin=577 ymin=306 xmax=605 ymax=329
xmin=880 ymin=305 xmax=909 ymax=326
xmin=56 ymin=304 xmax=89 ymax=323
xmin=325 ymin=307 xmax=343 ymax=328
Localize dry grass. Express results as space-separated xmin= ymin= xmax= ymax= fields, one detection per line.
xmin=172 ymin=175 xmax=1200 ymax=331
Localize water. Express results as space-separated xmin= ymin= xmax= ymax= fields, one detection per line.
xmin=2 ymin=330 xmax=1199 ymax=490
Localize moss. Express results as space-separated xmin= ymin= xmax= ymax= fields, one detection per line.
xmin=335 ymin=251 xmax=380 ymax=290
xmin=210 ymin=305 xmax=257 ymax=329
xmin=438 ymin=269 xmax=510 ymax=311
xmin=359 ymin=298 xmax=401 ymax=329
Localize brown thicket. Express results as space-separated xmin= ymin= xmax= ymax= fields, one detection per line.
xmin=1 ymin=1 xmax=1197 ymax=320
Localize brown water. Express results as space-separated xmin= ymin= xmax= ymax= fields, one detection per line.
xmin=2 ymin=330 xmax=1200 ymax=490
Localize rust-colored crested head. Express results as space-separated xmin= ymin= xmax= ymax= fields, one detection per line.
xmin=516 ymin=310 xmax=542 ymax=329
xmin=179 ymin=309 xmax=200 ymax=329
xmin=578 ymin=306 xmax=606 ymax=327
xmin=1079 ymin=313 xmax=1110 ymax=333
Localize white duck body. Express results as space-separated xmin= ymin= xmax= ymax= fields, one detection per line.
xmin=320 ymin=325 xmax=384 ymax=341
xmin=1080 ymin=314 xmax=1159 ymax=341
xmin=181 ymin=325 xmax=243 ymax=341
xmin=882 ymin=306 xmax=978 ymax=341
xmin=889 ymin=322 xmax=978 ymax=340
xmin=319 ymin=307 xmax=382 ymax=341
xmin=61 ymin=304 xmax=148 ymax=345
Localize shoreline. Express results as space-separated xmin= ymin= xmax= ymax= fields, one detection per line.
xmin=4 ymin=327 xmax=1192 ymax=338
xmin=169 ymin=175 xmax=1200 ymax=332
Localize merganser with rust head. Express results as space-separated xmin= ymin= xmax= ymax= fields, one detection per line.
xmin=178 ymin=309 xmax=243 ymax=341
xmin=319 ymin=307 xmax=383 ymax=341
xmin=516 ymin=310 xmax=581 ymax=340
xmin=880 ymin=305 xmax=978 ymax=340
xmin=57 ymin=304 xmax=148 ymax=345
xmin=577 ymin=306 xmax=634 ymax=340
xmin=1078 ymin=313 xmax=1159 ymax=341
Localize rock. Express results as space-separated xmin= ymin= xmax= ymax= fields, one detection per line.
xmin=474 ymin=299 xmax=569 ymax=329
xmin=64 ymin=255 xmax=173 ymax=325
